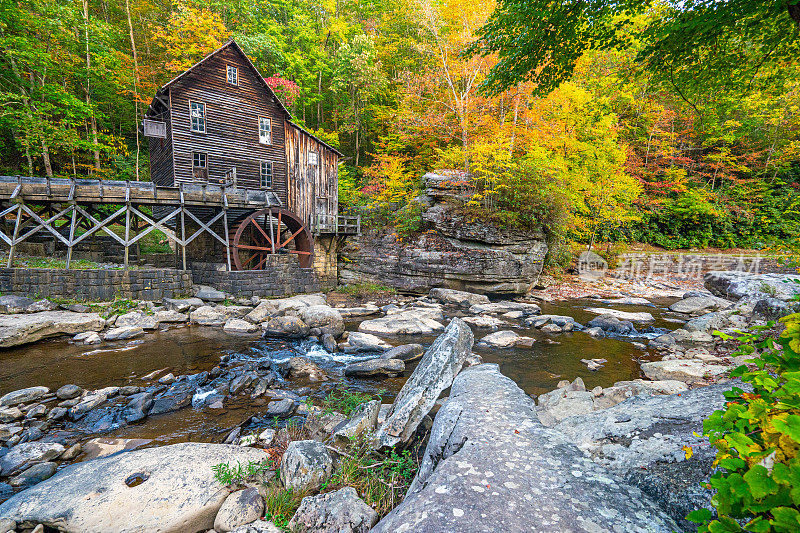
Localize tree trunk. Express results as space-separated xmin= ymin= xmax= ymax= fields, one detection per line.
xmin=125 ymin=0 xmax=140 ymax=180
xmin=509 ymin=93 xmax=520 ymax=157
xmin=83 ymin=0 xmax=101 ymax=172
xmin=41 ymin=138 xmax=53 ymax=177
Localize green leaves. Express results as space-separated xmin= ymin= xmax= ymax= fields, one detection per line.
xmin=743 ymin=466 xmax=779 ymax=499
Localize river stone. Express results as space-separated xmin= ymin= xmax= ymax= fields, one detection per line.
xmin=0 ymin=407 xmax=22 ymax=423
xmin=195 ymin=285 xmax=228 ymax=302
xmin=122 ymin=392 xmax=153 ymax=423
xmin=27 ymin=299 xmax=56 ymax=312
xmin=152 ymin=310 xmax=189 ymax=324
xmin=0 ymin=311 xmax=104 ymax=348
xmin=68 ymin=392 xmax=108 ymax=420
xmin=0 ymin=442 xmax=268 ymax=533
xmin=461 ymin=314 xmax=506 ymax=329
xmin=380 ymin=343 xmax=423 ymax=362
xmin=540 ymin=323 xmax=562 ymax=334
xmin=372 ymin=364 xmax=678 ymax=533
xmin=286 ymin=357 xmax=327 ymax=381
xmin=190 ymin=306 xmax=229 ymax=326
xmin=597 ymin=297 xmax=653 ymax=306
xmin=0 ymin=295 xmax=34 ymax=314
xmin=104 ymin=326 xmax=144 ymax=341
xmin=524 ymin=314 xmax=577 ymax=328
xmin=262 ymin=316 xmax=310 ymax=338
xmin=163 ymin=297 xmax=204 ymax=313
xmin=467 ymin=300 xmax=541 ymax=316
xmin=56 ymin=384 xmax=82 ymax=400
xmin=230 ymin=520 xmax=282 ymax=533
xmin=214 ymin=488 xmax=265 ymax=532
xmin=669 ymin=296 xmax=732 ymax=315
xmin=554 ymin=382 xmax=736 ymax=530
xmin=0 ymin=518 xmax=14 ymax=533
xmin=358 ymin=312 xmax=444 ymax=336
xmin=705 ymin=271 xmax=800 ymax=301
xmin=305 ymin=411 xmax=347 ymax=440
xmin=265 ymin=399 xmax=296 ymax=418
xmin=8 ymin=461 xmax=57 ymax=488
xmin=114 ymin=311 xmax=159 ymax=330
xmin=641 ymin=359 xmax=730 ymax=384
xmin=334 ymin=400 xmax=381 ymax=443
xmin=342 ymin=331 xmax=392 ymax=352
xmin=476 ymin=330 xmax=530 ymax=348
xmin=0 ymin=442 xmax=65 ymax=477
xmin=0 ymin=387 xmax=49 ymax=407
xmin=585 ymin=308 xmax=654 ymax=322
xmin=289 ymin=487 xmax=378 ymax=533
xmin=321 ymin=333 xmax=338 ymax=352
xmin=587 ymin=314 xmax=637 ymax=335
xmin=223 ymin=318 xmax=259 ymax=334
xmin=386 ymin=304 xmax=445 ymax=322
xmin=429 ymin=288 xmax=490 ymax=308
xmin=670 ymin=328 xmax=715 ymax=344
xmin=0 ymin=424 xmax=23 ymax=440
xmin=297 ymin=305 xmax=345 ymax=337
xmin=344 ymin=358 xmax=405 ymax=378
xmin=336 ymin=304 xmax=380 ymax=318
xmin=280 ymin=440 xmax=333 ymax=492
xmin=374 ymin=318 xmax=473 ymax=448
xmin=593 ymin=379 xmax=689 ymax=410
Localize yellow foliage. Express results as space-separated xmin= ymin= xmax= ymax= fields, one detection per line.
xmin=154 ymin=3 xmax=229 ymax=72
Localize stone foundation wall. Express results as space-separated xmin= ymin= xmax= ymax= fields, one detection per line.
xmin=0 ymin=268 xmax=192 ymax=301
xmin=191 ymin=256 xmax=320 ymax=298
xmin=312 ymin=236 xmax=339 ymax=290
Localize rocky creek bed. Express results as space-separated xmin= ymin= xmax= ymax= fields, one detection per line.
xmin=0 ymin=270 xmax=799 ymax=532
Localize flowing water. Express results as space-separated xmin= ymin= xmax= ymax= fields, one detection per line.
xmin=0 ymin=297 xmax=684 ymax=449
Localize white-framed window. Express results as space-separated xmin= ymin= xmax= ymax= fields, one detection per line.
xmin=260 ymin=161 xmax=273 ymax=189
xmin=308 ymin=151 xmax=318 ymax=165
xmin=192 ymin=152 xmax=208 ymax=180
xmin=189 ymin=101 xmax=206 ymax=133
xmin=258 ymin=117 xmax=272 ymax=144
xmin=227 ymin=65 xmax=238 ymax=85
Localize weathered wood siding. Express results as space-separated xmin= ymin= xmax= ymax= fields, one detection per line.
xmin=168 ymin=47 xmax=288 ymax=203
xmin=285 ymin=121 xmax=339 ymax=226
xmin=147 ymin=99 xmax=173 ymax=186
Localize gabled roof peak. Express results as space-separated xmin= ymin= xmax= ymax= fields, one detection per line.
xmin=159 ymin=39 xmax=291 ymax=118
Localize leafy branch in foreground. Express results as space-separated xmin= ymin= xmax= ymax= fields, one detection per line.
xmin=688 ymin=313 xmax=800 ymax=531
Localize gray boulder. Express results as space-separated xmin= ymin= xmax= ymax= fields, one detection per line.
xmin=114 ymin=311 xmax=159 ymax=330
xmin=341 ymin=332 xmax=391 ymax=352
xmin=0 ymin=387 xmax=49 ymax=407
xmin=669 ymin=296 xmax=732 ymax=315
xmin=297 ymin=305 xmax=345 ymax=338
xmin=104 ymin=326 xmax=144 ymax=341
xmin=262 ymin=316 xmax=310 ymax=338
xmin=230 ymin=520 xmax=282 ymax=533
xmin=195 ymin=285 xmax=228 ymax=302
xmin=265 ymin=399 xmax=296 ymax=418
xmin=358 ymin=312 xmax=444 ymax=336
xmin=8 ymin=461 xmax=57 ymax=488
xmin=334 ymin=400 xmax=381 ymax=443
xmin=214 ymin=488 xmax=265 ymax=533
xmin=705 ymin=271 xmax=800 ymax=301
xmin=587 ymin=314 xmax=637 ymax=335
xmin=0 ymin=442 xmax=65 ymax=477
xmin=554 ymin=383 xmax=735 ymax=530
xmin=163 ymin=297 xmax=204 ymax=313
xmin=190 ymin=306 xmax=229 ymax=326
xmin=429 ymin=288 xmax=490 ymax=308
xmin=0 ymin=442 xmax=269 ymax=533
xmin=372 ymin=364 xmax=678 ymax=533
xmin=344 ymin=358 xmax=405 ymax=378
xmin=223 ymin=318 xmax=259 ymax=334
xmin=122 ymin=392 xmax=153 ymax=423
xmin=374 ymin=318 xmax=473 ymax=448
xmin=286 ymin=357 xmax=327 ymax=381
xmin=280 ymin=440 xmax=333 ymax=492
xmin=55 ymin=384 xmax=82 ymax=400
xmin=288 ymin=487 xmax=378 ymax=533
xmin=0 ymin=311 xmax=104 ymax=348
xmin=468 ymin=300 xmax=541 ymax=316
xmin=752 ymin=297 xmax=800 ymax=320
xmin=380 ymin=343 xmax=424 ymax=362
xmin=0 ymin=295 xmax=34 ymax=313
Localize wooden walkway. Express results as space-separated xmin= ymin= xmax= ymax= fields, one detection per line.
xmin=0 ymin=176 xmax=282 ymax=271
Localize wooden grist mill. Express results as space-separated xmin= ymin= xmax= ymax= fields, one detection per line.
xmin=0 ymin=39 xmax=358 ymax=273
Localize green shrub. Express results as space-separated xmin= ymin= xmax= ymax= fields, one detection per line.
xmin=211 ymin=459 xmax=273 ymax=487
xmin=322 ymin=386 xmax=381 ymax=417
xmin=688 ymin=311 xmax=800 ymax=531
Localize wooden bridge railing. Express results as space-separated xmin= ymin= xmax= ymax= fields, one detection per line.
xmin=311 ymin=214 xmax=361 ymax=235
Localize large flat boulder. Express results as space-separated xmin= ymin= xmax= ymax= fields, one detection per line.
xmin=0 ymin=311 xmax=104 ymax=347
xmin=668 ymin=296 xmax=732 ymax=315
xmin=705 ymin=271 xmax=800 ymax=301
xmin=429 ymin=288 xmax=490 ymax=308
xmin=585 ymin=308 xmax=654 ymax=323
xmin=373 ymin=318 xmax=473 ymax=448
xmin=372 ymin=364 xmax=678 ymax=532
xmin=554 ymin=383 xmax=735 ymax=530
xmin=358 ymin=312 xmax=444 ymax=336
xmin=0 ymin=442 xmax=268 ymax=533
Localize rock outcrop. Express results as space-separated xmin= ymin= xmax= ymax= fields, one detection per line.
xmin=704 ymin=271 xmax=800 ymax=301
xmin=373 ymin=317 xmax=473 ymax=448
xmin=372 ymin=364 xmax=678 ymax=532
xmin=0 ymin=442 xmax=269 ymax=533
xmin=553 ymin=383 xmax=735 ymax=530
xmin=0 ymin=311 xmax=104 ymax=347
xmin=339 ymin=172 xmax=548 ymax=295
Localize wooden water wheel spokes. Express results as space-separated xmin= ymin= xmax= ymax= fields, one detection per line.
xmin=230 ymin=208 xmax=313 ymax=270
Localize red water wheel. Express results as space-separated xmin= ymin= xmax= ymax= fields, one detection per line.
xmin=229 ymin=208 xmax=313 ymax=270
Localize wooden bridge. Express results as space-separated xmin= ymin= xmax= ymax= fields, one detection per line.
xmin=0 ymin=175 xmax=284 ymax=271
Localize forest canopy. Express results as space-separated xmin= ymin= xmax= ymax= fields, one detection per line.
xmin=0 ymin=0 xmax=798 ymax=249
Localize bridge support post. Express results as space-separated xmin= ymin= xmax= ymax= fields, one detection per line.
xmin=6 ymin=203 xmax=22 ymax=268
xmin=66 ymin=203 xmax=77 ymax=269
